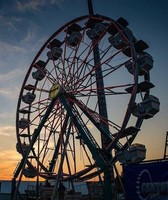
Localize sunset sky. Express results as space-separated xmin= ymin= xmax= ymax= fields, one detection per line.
xmin=0 ymin=0 xmax=168 ymax=180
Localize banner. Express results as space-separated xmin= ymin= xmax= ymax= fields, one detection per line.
xmin=123 ymin=160 xmax=168 ymax=200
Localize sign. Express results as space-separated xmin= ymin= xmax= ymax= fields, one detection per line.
xmin=123 ymin=160 xmax=168 ymax=200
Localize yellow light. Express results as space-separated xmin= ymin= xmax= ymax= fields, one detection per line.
xmin=49 ymin=83 xmax=61 ymax=99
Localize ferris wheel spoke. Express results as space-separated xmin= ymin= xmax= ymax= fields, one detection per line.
xmin=70 ymin=52 xmax=126 ymax=91
xmin=69 ymin=97 xmax=123 ymax=150
xmin=69 ymin=84 xmax=132 ymax=97
xmin=54 ymin=117 xmax=73 ymax=179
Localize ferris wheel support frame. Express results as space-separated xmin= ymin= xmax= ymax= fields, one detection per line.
xmin=87 ymin=0 xmax=115 ymax=199
xmin=11 ymin=99 xmax=56 ymax=200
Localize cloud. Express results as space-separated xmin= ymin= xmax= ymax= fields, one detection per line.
xmin=20 ymin=23 xmax=45 ymax=46
xmin=0 ymin=15 xmax=22 ymax=32
xmin=0 ymin=68 xmax=25 ymax=112
xmin=0 ymin=41 xmax=26 ymax=58
xmin=0 ymin=89 xmax=13 ymax=98
xmin=0 ymin=12 xmax=41 ymax=46
xmin=0 ymin=149 xmax=21 ymax=180
xmin=0 ymin=19 xmax=46 ymax=53
xmin=16 ymin=0 xmax=66 ymax=12
xmin=0 ymin=67 xmax=25 ymax=83
xmin=0 ymin=126 xmax=17 ymax=153
xmin=0 ymin=41 xmax=29 ymax=78
xmin=21 ymin=26 xmax=37 ymax=43
xmin=0 ymin=125 xmax=16 ymax=137
xmin=0 ymin=67 xmax=25 ymax=100
xmin=0 ymin=88 xmax=19 ymax=101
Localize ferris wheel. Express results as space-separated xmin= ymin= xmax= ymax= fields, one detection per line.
xmin=12 ymin=5 xmax=160 ymax=200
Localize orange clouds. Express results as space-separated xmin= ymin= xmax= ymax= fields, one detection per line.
xmin=0 ymin=149 xmax=21 ymax=180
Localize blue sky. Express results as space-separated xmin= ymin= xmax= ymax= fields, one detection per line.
xmin=0 ymin=0 xmax=168 ymax=179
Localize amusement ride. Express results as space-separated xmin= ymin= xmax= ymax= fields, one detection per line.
xmin=11 ymin=1 xmax=160 ymax=199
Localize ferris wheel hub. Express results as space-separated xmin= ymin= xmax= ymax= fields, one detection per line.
xmin=49 ymin=83 xmax=62 ymax=99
